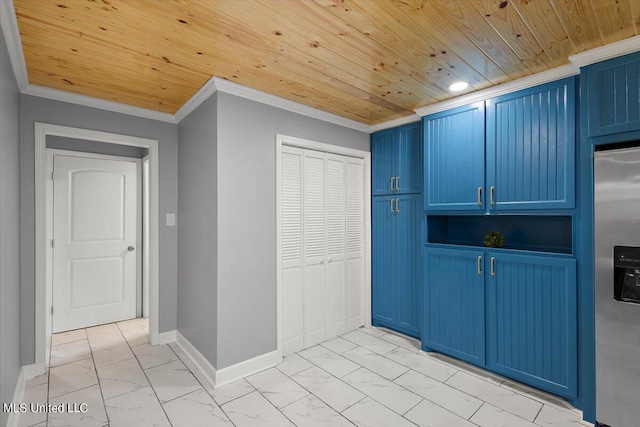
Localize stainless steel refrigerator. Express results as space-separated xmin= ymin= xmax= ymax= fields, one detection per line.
xmin=595 ymin=146 xmax=640 ymax=427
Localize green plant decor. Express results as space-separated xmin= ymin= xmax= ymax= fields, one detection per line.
xmin=484 ymin=231 xmax=505 ymax=248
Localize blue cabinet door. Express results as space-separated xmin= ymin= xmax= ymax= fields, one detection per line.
xmin=486 ymin=252 xmax=577 ymax=399
xmin=397 ymin=123 xmax=422 ymax=194
xmin=394 ymin=194 xmax=421 ymax=336
xmin=423 ymin=246 xmax=485 ymax=365
xmin=486 ymin=78 xmax=575 ymax=210
xmin=424 ymin=102 xmax=485 ymax=211
xmin=372 ymin=196 xmax=395 ymax=325
xmin=371 ymin=129 xmax=396 ymax=196
xmin=586 ymin=51 xmax=640 ymax=137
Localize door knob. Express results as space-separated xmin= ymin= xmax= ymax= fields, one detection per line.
xmin=127 ymin=246 xmax=135 ymax=252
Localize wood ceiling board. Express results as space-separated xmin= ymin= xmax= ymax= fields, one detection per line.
xmin=590 ymin=0 xmax=634 ymax=45
xmin=632 ymin=0 xmax=640 ymax=35
xmin=265 ymin=0 xmax=450 ymax=101
xmin=147 ymin=0 xmax=412 ymax=119
xmin=425 ymin=0 xmax=537 ymax=78
xmin=326 ymin=1 xmax=491 ymax=93
xmin=550 ymin=0 xmax=604 ymax=51
xmin=12 ymin=0 xmax=640 ymax=125
xmin=510 ymin=0 xmax=575 ymax=65
xmin=388 ymin=0 xmax=513 ymax=85
xmin=468 ymin=0 xmax=554 ymax=70
xmin=204 ymin=0 xmax=426 ymax=111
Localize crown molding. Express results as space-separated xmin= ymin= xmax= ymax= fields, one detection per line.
xmin=570 ymin=35 xmax=640 ymax=68
xmin=415 ymin=64 xmax=579 ymax=117
xmin=211 ymin=77 xmax=371 ymax=133
xmin=173 ymin=76 xmax=218 ymax=123
xmin=23 ymin=84 xmax=176 ymax=123
xmin=369 ymin=113 xmax=421 ymax=133
xmin=0 ymin=0 xmax=28 ymax=91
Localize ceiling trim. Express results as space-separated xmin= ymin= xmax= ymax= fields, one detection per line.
xmin=173 ymin=77 xmax=218 ymax=123
xmin=414 ymin=64 xmax=580 ymax=117
xmin=369 ymin=114 xmax=421 ymax=133
xmin=211 ymin=77 xmax=371 ymax=133
xmin=0 ymin=0 xmax=28 ymax=91
xmin=23 ymin=84 xmax=177 ymax=123
xmin=570 ymin=35 xmax=640 ymax=67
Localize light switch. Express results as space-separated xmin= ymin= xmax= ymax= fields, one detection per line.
xmin=166 ymin=213 xmax=176 ymax=227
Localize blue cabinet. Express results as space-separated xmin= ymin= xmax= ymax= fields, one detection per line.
xmin=372 ymin=194 xmax=421 ymax=337
xmin=585 ymin=51 xmax=640 ymax=137
xmin=424 ymin=102 xmax=486 ymax=211
xmin=486 ymin=252 xmax=577 ymax=399
xmin=423 ymin=246 xmax=577 ymax=400
xmin=423 ymin=246 xmax=485 ymax=365
xmin=372 ymin=123 xmax=421 ymax=196
xmin=424 ymin=78 xmax=575 ymax=212
xmin=486 ymin=79 xmax=575 ymax=210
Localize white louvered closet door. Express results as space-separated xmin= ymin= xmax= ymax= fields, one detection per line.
xmin=281 ymin=146 xmax=365 ymax=356
xmin=281 ymin=146 xmax=304 ymax=355
xmin=346 ymin=157 xmax=365 ymax=330
xmin=325 ymin=154 xmax=347 ymax=337
xmin=303 ymin=150 xmax=327 ymax=347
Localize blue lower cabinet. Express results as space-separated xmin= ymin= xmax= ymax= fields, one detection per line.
xmin=486 ymin=253 xmax=577 ymax=399
xmin=372 ymin=194 xmax=421 ymax=338
xmin=423 ymin=246 xmax=578 ymax=400
xmin=422 ymin=247 xmax=485 ymax=365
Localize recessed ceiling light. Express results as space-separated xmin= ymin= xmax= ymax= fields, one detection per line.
xmin=449 ymin=81 xmax=469 ymax=92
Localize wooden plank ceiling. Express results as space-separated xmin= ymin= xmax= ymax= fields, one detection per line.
xmin=13 ymin=0 xmax=640 ymax=125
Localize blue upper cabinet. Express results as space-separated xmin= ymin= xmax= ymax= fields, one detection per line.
xmin=424 ymin=102 xmax=486 ymax=211
xmin=486 ymin=78 xmax=576 ymax=210
xmin=372 ymin=122 xmax=422 ymax=196
xmin=486 ymin=252 xmax=577 ymax=399
xmin=372 ymin=129 xmax=396 ymax=196
xmin=424 ymin=78 xmax=576 ymax=213
xmin=585 ymin=51 xmax=640 ymax=137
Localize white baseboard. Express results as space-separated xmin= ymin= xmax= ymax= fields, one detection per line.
xmin=151 ymin=329 xmax=176 ymax=345
xmin=174 ymin=331 xmax=277 ymax=388
xmin=22 ymin=363 xmax=46 ymax=381
xmin=6 ymin=368 xmax=26 ymax=427
xmin=175 ymin=331 xmax=217 ymax=388
xmin=215 ymin=350 xmax=278 ymax=387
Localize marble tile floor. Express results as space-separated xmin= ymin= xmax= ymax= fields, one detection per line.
xmin=19 ymin=319 xmax=588 ymax=427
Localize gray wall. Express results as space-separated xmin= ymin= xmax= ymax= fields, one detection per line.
xmin=215 ymin=92 xmax=369 ymax=368
xmin=47 ymin=135 xmax=149 ymax=158
xmin=0 ymin=27 xmax=22 ymax=427
xmin=177 ymin=94 xmax=218 ymax=366
xmin=19 ymin=95 xmax=179 ymax=364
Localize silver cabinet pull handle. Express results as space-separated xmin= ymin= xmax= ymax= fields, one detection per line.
xmin=396 ymin=176 xmax=400 ymax=190
xmin=128 ymin=245 xmax=135 ymax=252
xmin=490 ymin=257 xmax=496 ymax=276
xmin=478 ymin=187 xmax=483 ymax=206
xmin=396 ymin=198 xmax=400 ymax=212
xmin=477 ymin=256 xmax=482 ymax=275
xmin=390 ymin=198 xmax=395 ymax=212
xmin=490 ymin=186 xmax=496 ymax=206
xmin=390 ymin=177 xmax=395 ymax=191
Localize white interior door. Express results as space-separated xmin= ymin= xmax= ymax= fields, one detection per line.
xmin=52 ymin=154 xmax=138 ymax=332
xmin=281 ymin=144 xmax=366 ymax=357
xmin=281 ymin=147 xmax=304 ymax=355
xmin=346 ymin=157 xmax=365 ymax=330
xmin=303 ymin=150 xmax=326 ymax=347
xmin=325 ymin=154 xmax=347 ymax=337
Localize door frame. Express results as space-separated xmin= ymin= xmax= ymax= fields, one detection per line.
xmin=275 ymin=134 xmax=371 ymax=363
xmin=46 ymin=149 xmax=143 ymax=336
xmin=34 ymin=123 xmax=160 ymax=370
